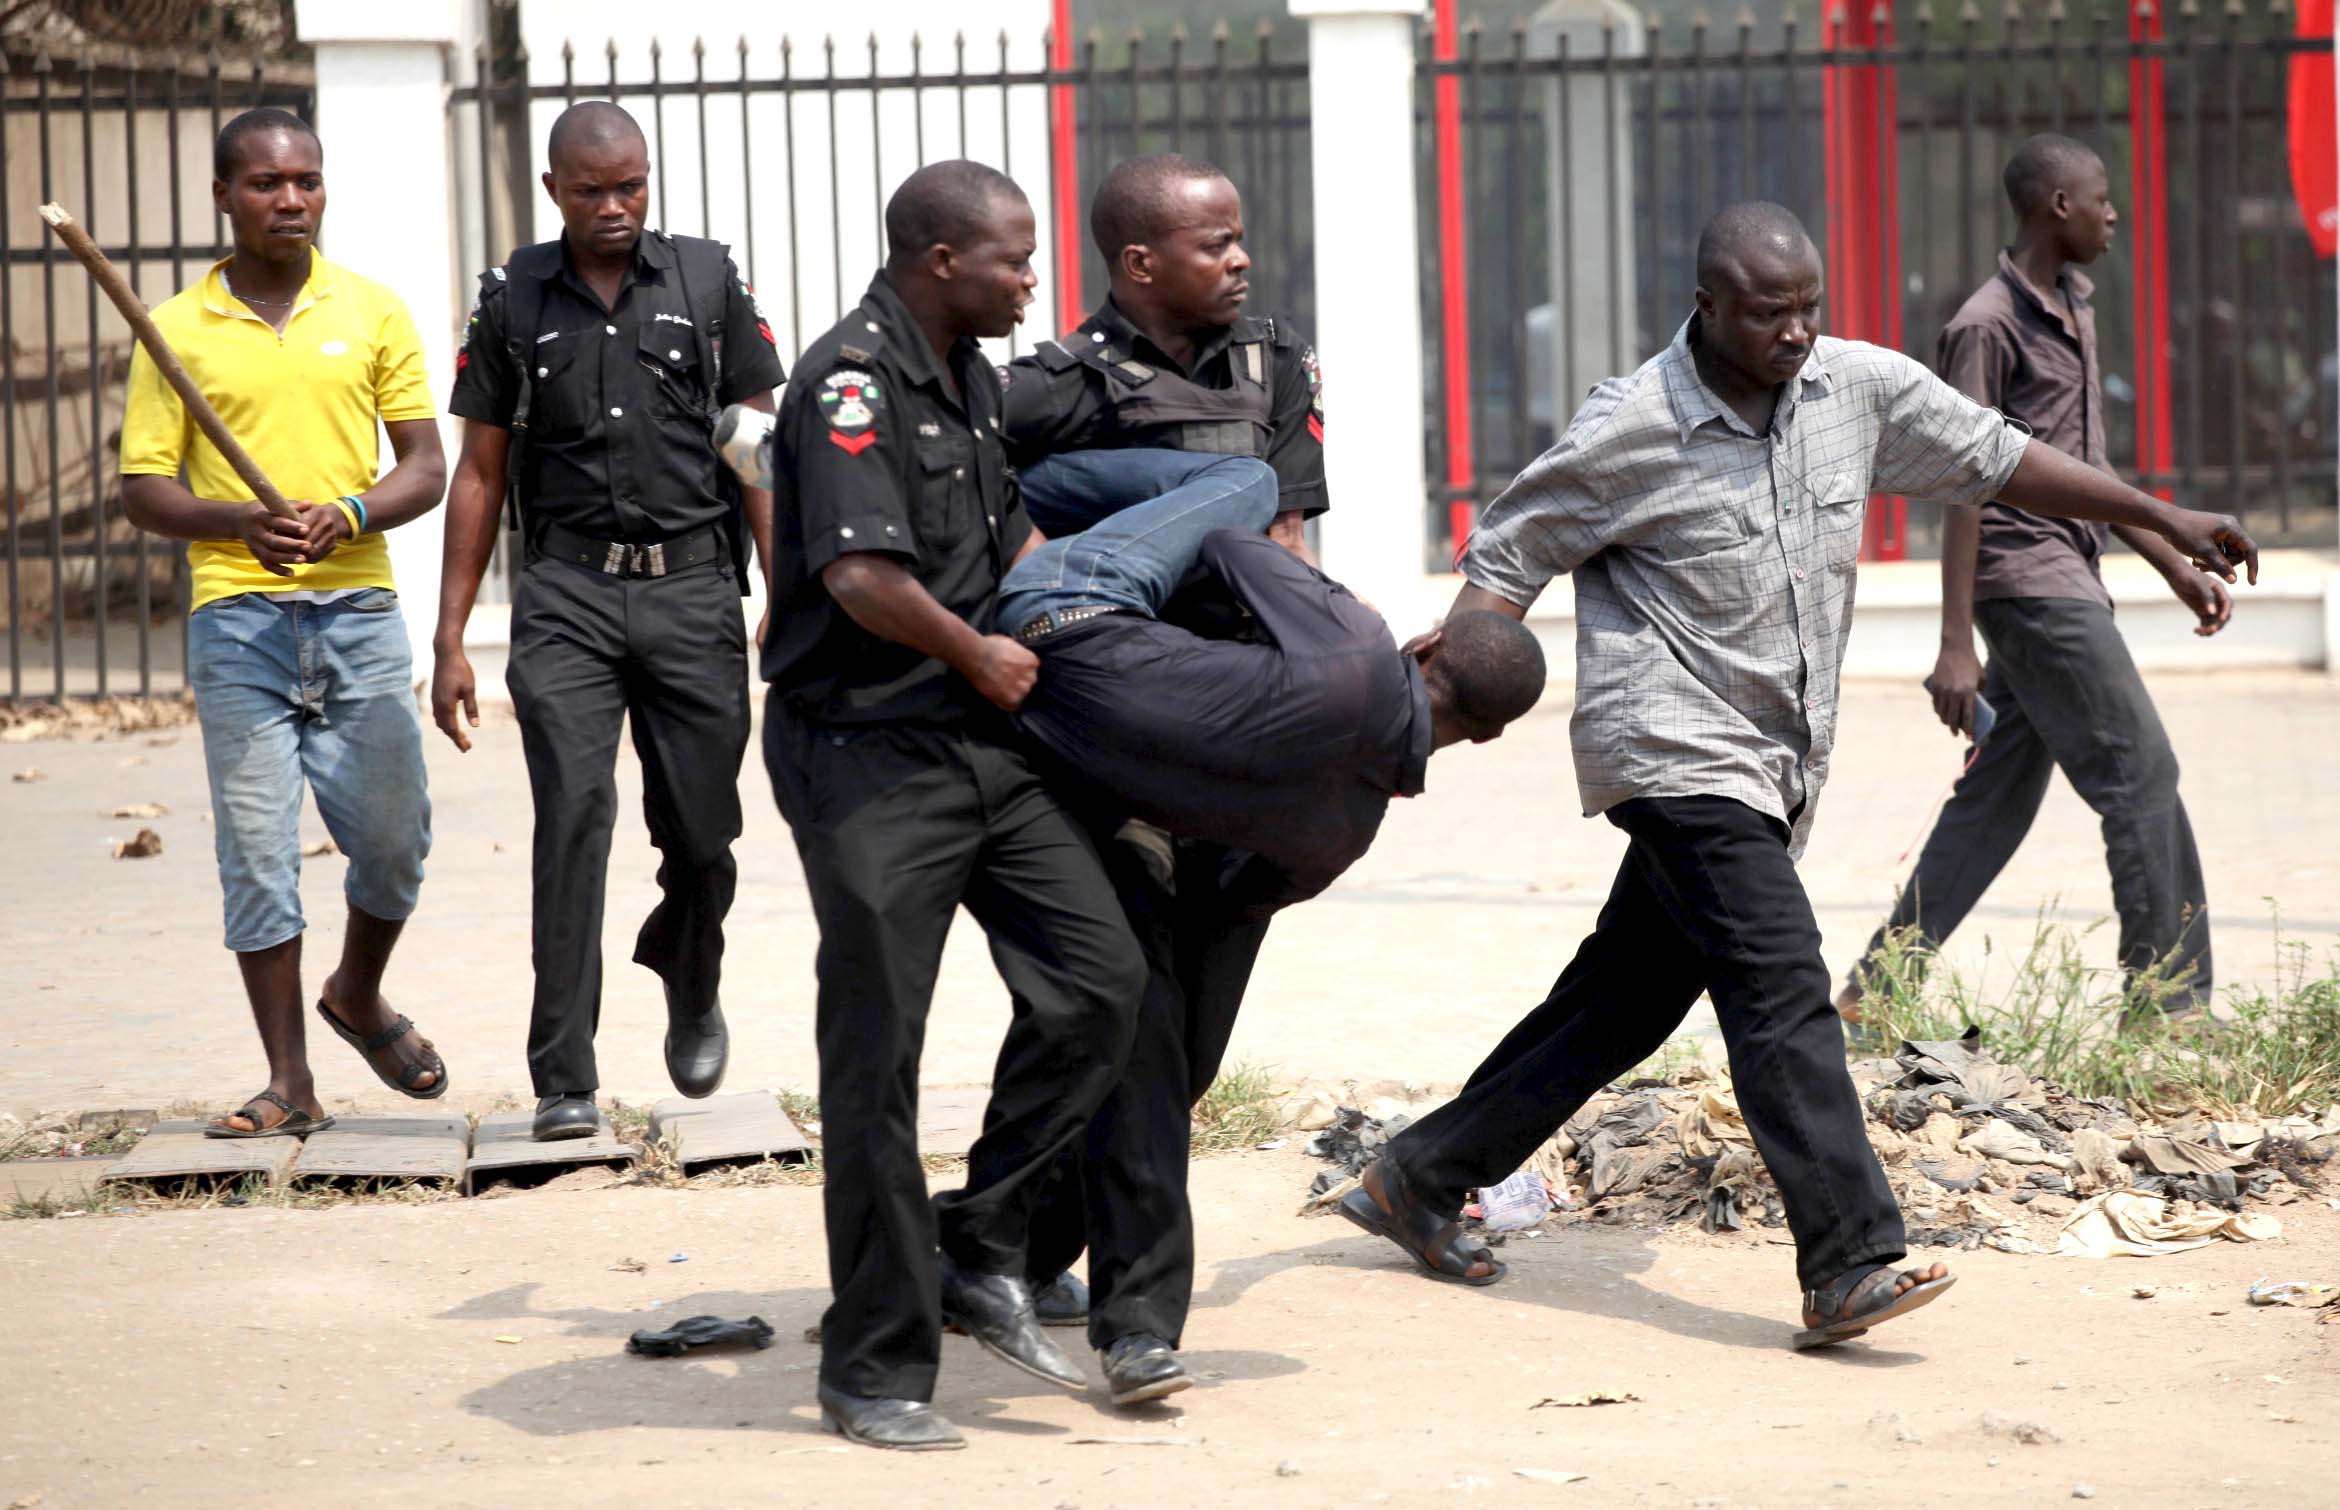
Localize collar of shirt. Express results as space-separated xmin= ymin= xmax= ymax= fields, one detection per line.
xmin=863 ymin=270 xmax=989 ymax=418
xmin=1394 ymin=659 xmax=1432 ymax=799
xmin=1091 ymin=295 xmax=1255 ymax=377
xmin=1993 ymin=248 xmax=2093 ymax=345
xmin=201 ymin=248 xmax=334 ymax=324
xmin=1661 ymin=314 xmax=1835 ymax=443
xmin=547 ymin=228 xmax=672 ymax=306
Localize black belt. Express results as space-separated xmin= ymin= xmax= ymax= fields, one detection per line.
xmin=1013 ymin=605 xmax=1129 ymax=644
xmin=535 ymin=521 xmax=726 ymax=578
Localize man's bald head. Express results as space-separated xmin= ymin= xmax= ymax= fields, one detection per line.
xmin=1691 ymin=202 xmax=1825 ymax=393
xmin=2002 ymin=133 xmax=2117 ymax=262
xmin=547 ymin=101 xmax=646 ymax=172
xmin=883 ymin=161 xmax=1036 ymax=342
xmin=1695 ymin=201 xmax=1818 ymax=293
xmin=1090 ymin=154 xmax=1229 ymax=264
xmin=885 ymin=159 xmax=1025 ymax=267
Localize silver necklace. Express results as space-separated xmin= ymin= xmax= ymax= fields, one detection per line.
xmin=222 ymin=268 xmax=296 ymax=307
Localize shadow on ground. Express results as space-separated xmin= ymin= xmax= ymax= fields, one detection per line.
xmin=443 ymin=1279 xmax=1306 ymax=1440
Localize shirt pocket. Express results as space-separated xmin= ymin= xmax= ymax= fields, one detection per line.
xmin=525 ymin=334 xmax=596 ymax=438
xmin=1651 ymin=492 xmax=1761 ymax=563
xmin=913 ymin=433 xmax=973 ymax=550
xmin=1809 ymin=467 xmax=1870 ymax=570
xmin=637 ymin=324 xmax=708 ymax=425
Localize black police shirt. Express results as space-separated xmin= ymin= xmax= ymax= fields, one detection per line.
xmin=999 ymin=297 xmax=1329 ymax=517
xmin=763 ymin=272 xmax=1032 ymax=725
xmin=449 ymin=231 xmax=785 ymax=540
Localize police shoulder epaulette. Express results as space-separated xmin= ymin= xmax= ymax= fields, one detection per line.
xmin=839 ymin=343 xmax=873 ymax=364
xmin=1032 ymin=339 xmax=1081 ymax=372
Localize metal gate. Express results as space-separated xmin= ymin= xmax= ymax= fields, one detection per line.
xmin=1418 ymin=0 xmax=2336 ymax=567
xmin=1 ymin=44 xmax=313 ymax=703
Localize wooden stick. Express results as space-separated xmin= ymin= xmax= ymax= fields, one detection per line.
xmin=38 ymin=202 xmax=297 ymax=519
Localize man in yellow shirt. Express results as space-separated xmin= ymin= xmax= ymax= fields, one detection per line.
xmin=120 ymin=108 xmax=451 ymax=1136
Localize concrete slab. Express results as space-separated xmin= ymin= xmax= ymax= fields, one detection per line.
xmin=102 ymin=1119 xmax=298 ymax=1187
xmin=289 ymin=1115 xmax=470 ymax=1185
xmin=463 ymin=1110 xmax=636 ymax=1195
xmin=647 ymin=1093 xmax=810 ymax=1170
xmin=916 ymin=1086 xmax=990 ymax=1158
xmin=0 ymin=1158 xmax=109 ymax=1204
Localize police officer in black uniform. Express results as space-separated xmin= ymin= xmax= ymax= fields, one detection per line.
xmin=1001 ymin=152 xmax=1327 ymax=555
xmin=431 ymin=103 xmax=784 ymax=1141
xmin=997 ymin=153 xmax=1333 ymax=1407
xmin=764 ymin=160 xmax=1144 ymax=1452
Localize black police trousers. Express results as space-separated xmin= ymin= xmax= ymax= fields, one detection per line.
xmin=1386 ymin=796 xmax=1907 ymax=1294
xmin=763 ymin=694 xmax=1145 ymax=1402
xmin=506 ymin=551 xmax=749 ymax=1095
xmin=1020 ymin=837 xmax=1271 ymax=1351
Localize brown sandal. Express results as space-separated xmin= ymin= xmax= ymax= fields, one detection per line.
xmin=1793 ymin=1263 xmax=1956 ymax=1350
xmin=203 ymin=1088 xmax=335 ymax=1140
xmin=1337 ymin=1157 xmax=1507 ymax=1286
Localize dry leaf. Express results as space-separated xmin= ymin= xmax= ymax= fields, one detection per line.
xmin=1532 ymin=1390 xmax=1640 ymax=1409
xmin=610 ymin=1257 xmax=647 ymax=1274
xmin=301 ymin=838 xmax=337 ymax=858
xmin=1515 ymin=1469 xmax=1590 ymax=1485
xmin=493 ymin=1335 xmax=523 ymax=1345
xmin=112 ymin=828 xmax=163 ymax=860
xmin=10 ymin=767 xmax=44 ymax=782
xmin=110 ymin=802 xmax=169 ymax=818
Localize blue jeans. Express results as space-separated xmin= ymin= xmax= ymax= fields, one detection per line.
xmin=999 ymin=450 xmax=1279 ymax=637
xmin=188 ymin=589 xmax=433 ymax=953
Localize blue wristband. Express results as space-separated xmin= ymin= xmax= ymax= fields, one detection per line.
xmin=340 ymin=494 xmax=368 ymax=534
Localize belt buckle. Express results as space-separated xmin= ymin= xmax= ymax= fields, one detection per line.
xmin=645 ymin=542 xmax=668 ymax=578
xmin=601 ymin=542 xmax=627 ymax=575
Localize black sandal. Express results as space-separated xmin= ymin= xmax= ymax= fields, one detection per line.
xmin=204 ymin=1088 xmax=335 ymax=1140
xmin=1793 ymin=1262 xmax=1957 ymax=1350
xmin=315 ymin=997 xmax=448 ymax=1100
xmin=1337 ymin=1157 xmax=1508 ymax=1286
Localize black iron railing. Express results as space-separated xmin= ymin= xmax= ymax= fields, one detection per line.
xmin=1 ymin=44 xmax=313 ymax=702
xmin=1419 ymin=1 xmax=2335 ymax=565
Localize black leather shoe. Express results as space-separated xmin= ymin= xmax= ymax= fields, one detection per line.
xmin=1034 ymin=1269 xmax=1090 ymax=1328
xmin=1099 ymin=1332 xmax=1192 ymax=1407
xmin=817 ymin=1384 xmax=965 ymax=1452
xmin=532 ymin=1093 xmax=600 ymax=1142
xmin=663 ymin=984 xmax=728 ymax=1099
xmin=939 ymin=1257 xmax=1086 ymax=1391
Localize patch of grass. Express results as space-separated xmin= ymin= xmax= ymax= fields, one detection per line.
xmin=91 ymin=1171 xmax=463 ymax=1213
xmin=5 ymin=1184 xmax=116 ymax=1220
xmin=1853 ymin=907 xmax=2340 ymax=1116
xmin=1625 ymin=1037 xmax=1703 ymax=1086
xmin=1192 ymin=1061 xmax=1284 ymax=1155
xmin=778 ymin=1088 xmax=820 ymax=1130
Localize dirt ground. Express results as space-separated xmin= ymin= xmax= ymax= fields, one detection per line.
xmin=5 ymin=669 xmax=2339 ymax=1505
xmin=5 ymin=670 xmax=2339 ymax=1121
xmin=2 ymin=1152 xmax=2335 ymax=1509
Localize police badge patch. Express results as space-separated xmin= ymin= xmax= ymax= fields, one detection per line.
xmin=819 ymin=368 xmax=883 ymax=455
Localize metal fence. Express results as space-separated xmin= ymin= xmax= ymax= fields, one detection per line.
xmin=1 ymin=44 xmax=313 ymax=702
xmin=1419 ymin=0 xmax=2337 ymax=565
xmin=448 ymin=13 xmax=1314 ymax=595
xmin=452 ymin=18 xmax=1314 ymax=370
xmin=6 ymin=8 xmax=2332 ymax=702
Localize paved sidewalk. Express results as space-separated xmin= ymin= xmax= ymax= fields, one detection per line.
xmin=3 ymin=669 xmax=2335 ymax=1117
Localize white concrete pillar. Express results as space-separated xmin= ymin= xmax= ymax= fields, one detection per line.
xmin=1291 ymin=0 xmax=1435 ymax=630
xmin=295 ymin=0 xmax=465 ymax=663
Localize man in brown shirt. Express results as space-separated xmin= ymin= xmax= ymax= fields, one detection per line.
xmin=1840 ymin=134 xmax=2229 ymax=1026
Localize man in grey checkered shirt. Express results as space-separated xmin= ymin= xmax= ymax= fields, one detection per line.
xmin=1338 ymin=201 xmax=2256 ymax=1350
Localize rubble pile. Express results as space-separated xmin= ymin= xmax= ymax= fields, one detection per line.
xmin=1303 ymin=1028 xmax=2338 ymax=1257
